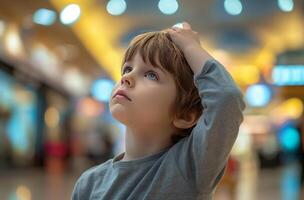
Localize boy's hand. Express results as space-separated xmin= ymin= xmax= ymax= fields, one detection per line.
xmin=169 ymin=22 xmax=201 ymax=53
xmin=168 ymin=22 xmax=213 ymax=75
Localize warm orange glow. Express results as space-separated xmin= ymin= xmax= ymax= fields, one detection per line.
xmin=242 ymin=115 xmax=272 ymax=134
xmin=231 ymin=64 xmax=260 ymax=86
xmin=4 ymin=24 xmax=25 ymax=59
xmin=45 ymin=107 xmax=60 ymax=128
xmin=270 ymin=98 xmax=304 ymax=125
xmin=50 ymin=0 xmax=304 ymax=87
xmin=77 ymin=97 xmax=104 ymax=117
xmin=16 ymin=185 xmax=32 ymax=200
xmin=50 ymin=0 xmax=130 ymax=81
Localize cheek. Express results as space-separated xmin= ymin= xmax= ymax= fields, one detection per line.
xmin=140 ymin=89 xmax=175 ymax=114
xmin=109 ymin=84 xmax=119 ymax=101
xmin=111 ymin=83 xmax=119 ymax=94
xmin=109 ymin=85 xmax=120 ymax=110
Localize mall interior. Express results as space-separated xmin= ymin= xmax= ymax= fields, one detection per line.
xmin=0 ymin=0 xmax=304 ymax=199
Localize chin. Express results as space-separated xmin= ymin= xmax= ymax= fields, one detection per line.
xmin=110 ymin=106 xmax=130 ymax=125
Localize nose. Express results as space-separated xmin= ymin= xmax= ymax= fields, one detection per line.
xmin=120 ymin=74 xmax=134 ymax=88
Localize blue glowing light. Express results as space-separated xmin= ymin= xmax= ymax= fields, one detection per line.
xmin=0 ymin=71 xmax=13 ymax=107
xmin=245 ymin=84 xmax=272 ymax=107
xmin=6 ymin=90 xmax=37 ymax=154
xmin=7 ymin=111 xmax=29 ymax=153
xmin=278 ymin=0 xmax=294 ymax=12
xmin=224 ymin=0 xmax=243 ymax=15
xmin=272 ymin=65 xmax=304 ymax=86
xmin=0 ymin=71 xmax=37 ymax=156
xmin=106 ymin=0 xmax=127 ymax=16
xmin=33 ymin=8 xmax=56 ymax=26
xmin=8 ymin=193 xmax=18 ymax=200
xmin=91 ymin=79 xmax=115 ymax=102
xmin=278 ymin=125 xmax=300 ymax=152
xmin=158 ymin=0 xmax=179 ymax=15
xmin=281 ymin=165 xmax=300 ymax=200
xmin=60 ymin=4 xmax=81 ymax=25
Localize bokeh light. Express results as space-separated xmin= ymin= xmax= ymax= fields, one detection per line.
xmin=60 ymin=4 xmax=81 ymax=25
xmin=16 ymin=185 xmax=32 ymax=200
xmin=91 ymin=79 xmax=115 ymax=102
xmin=245 ymin=84 xmax=272 ymax=107
xmin=272 ymin=65 xmax=304 ymax=86
xmin=224 ymin=0 xmax=243 ymax=15
xmin=33 ymin=8 xmax=56 ymax=26
xmin=278 ymin=0 xmax=294 ymax=12
xmin=0 ymin=20 xmax=6 ymax=37
xmin=278 ymin=124 xmax=300 ymax=152
xmin=106 ymin=0 xmax=127 ymax=16
xmin=4 ymin=25 xmax=24 ymax=57
xmin=45 ymin=107 xmax=60 ymax=128
xmin=77 ymin=97 xmax=105 ymax=117
xmin=158 ymin=0 xmax=179 ymax=15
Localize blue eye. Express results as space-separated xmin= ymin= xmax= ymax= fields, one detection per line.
xmin=122 ymin=66 xmax=132 ymax=75
xmin=145 ymin=71 xmax=158 ymax=80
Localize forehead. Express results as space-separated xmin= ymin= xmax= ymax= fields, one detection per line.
xmin=124 ymin=50 xmax=168 ymax=74
xmin=122 ymin=31 xmax=179 ymax=75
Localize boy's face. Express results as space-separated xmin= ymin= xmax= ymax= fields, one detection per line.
xmin=109 ymin=52 xmax=177 ymax=131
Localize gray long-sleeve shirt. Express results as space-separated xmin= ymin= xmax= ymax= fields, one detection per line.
xmin=72 ymin=59 xmax=245 ymax=200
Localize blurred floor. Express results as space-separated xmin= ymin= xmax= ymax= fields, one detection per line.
xmin=0 ymin=168 xmax=79 ymax=200
xmin=216 ymin=159 xmax=301 ymax=200
xmin=0 ymin=161 xmax=302 ymax=200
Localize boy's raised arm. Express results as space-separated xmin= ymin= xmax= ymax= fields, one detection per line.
xmin=168 ymin=22 xmax=212 ymax=74
xmin=168 ymin=22 xmax=246 ymax=194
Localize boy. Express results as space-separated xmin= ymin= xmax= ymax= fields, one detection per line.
xmin=72 ymin=22 xmax=245 ymax=200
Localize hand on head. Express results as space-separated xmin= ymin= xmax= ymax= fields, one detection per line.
xmin=168 ymin=22 xmax=202 ymax=53
xmin=168 ymin=22 xmax=213 ymax=74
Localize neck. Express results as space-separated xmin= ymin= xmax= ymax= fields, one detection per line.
xmin=121 ymin=127 xmax=173 ymax=161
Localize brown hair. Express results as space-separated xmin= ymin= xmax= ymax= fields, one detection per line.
xmin=122 ymin=30 xmax=203 ymax=144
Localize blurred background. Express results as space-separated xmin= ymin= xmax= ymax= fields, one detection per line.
xmin=0 ymin=0 xmax=303 ymax=199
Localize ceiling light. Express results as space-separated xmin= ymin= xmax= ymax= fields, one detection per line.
xmin=158 ymin=0 xmax=179 ymax=15
xmin=60 ymin=4 xmax=81 ymax=25
xmin=278 ymin=0 xmax=294 ymax=12
xmin=33 ymin=8 xmax=56 ymax=26
xmin=224 ymin=0 xmax=243 ymax=15
xmin=245 ymin=84 xmax=272 ymax=107
xmin=106 ymin=0 xmax=127 ymax=16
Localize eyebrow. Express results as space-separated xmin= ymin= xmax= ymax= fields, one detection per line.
xmin=154 ymin=65 xmax=167 ymax=76
xmin=122 ymin=61 xmax=167 ymax=77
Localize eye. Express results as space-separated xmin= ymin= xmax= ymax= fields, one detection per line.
xmin=122 ymin=66 xmax=132 ymax=75
xmin=145 ymin=71 xmax=158 ymax=81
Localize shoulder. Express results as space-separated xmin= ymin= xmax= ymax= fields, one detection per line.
xmin=76 ymin=159 xmax=113 ymax=187
xmin=72 ymin=159 xmax=114 ymax=199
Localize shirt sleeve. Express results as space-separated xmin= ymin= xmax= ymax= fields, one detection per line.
xmin=71 ymin=168 xmax=95 ymax=200
xmin=173 ymin=59 xmax=246 ymax=193
xmin=71 ymin=178 xmax=81 ymax=200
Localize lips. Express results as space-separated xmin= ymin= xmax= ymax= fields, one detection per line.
xmin=113 ymin=89 xmax=132 ymax=101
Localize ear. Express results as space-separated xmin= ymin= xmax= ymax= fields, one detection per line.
xmin=172 ymin=112 xmax=198 ymax=129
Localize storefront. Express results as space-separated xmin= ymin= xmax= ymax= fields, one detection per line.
xmin=0 ymin=60 xmax=71 ymax=169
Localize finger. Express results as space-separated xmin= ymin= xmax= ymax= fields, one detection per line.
xmin=182 ymin=22 xmax=191 ymax=30
xmin=170 ymin=27 xmax=181 ymax=33
xmin=167 ymin=28 xmax=178 ymax=36
xmin=167 ymin=29 xmax=177 ymax=41
xmin=167 ymin=28 xmax=175 ymax=35
xmin=171 ymin=25 xmax=181 ymax=30
xmin=172 ymin=23 xmax=183 ymax=29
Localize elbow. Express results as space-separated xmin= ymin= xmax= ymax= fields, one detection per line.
xmin=222 ymin=87 xmax=245 ymax=109
xmin=219 ymin=87 xmax=246 ymax=121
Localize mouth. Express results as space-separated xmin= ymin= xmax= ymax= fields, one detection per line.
xmin=113 ymin=90 xmax=132 ymax=101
